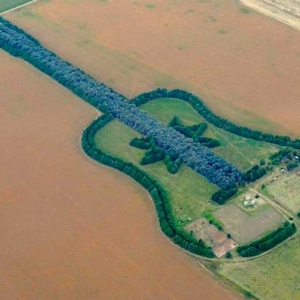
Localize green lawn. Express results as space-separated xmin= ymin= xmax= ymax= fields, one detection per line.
xmin=220 ymin=234 xmax=300 ymax=300
xmin=140 ymin=98 xmax=203 ymax=126
xmin=208 ymin=126 xmax=279 ymax=171
xmin=0 ymin=0 xmax=32 ymax=13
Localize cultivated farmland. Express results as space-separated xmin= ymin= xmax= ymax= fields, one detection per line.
xmin=2 ymin=0 xmax=300 ymax=299
xmin=0 ymin=51 xmax=240 ymax=300
xmin=6 ymin=0 xmax=300 ymax=136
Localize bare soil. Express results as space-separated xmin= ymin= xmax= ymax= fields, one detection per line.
xmin=0 ymin=51 xmax=241 ymax=299
xmin=186 ymin=219 xmax=238 ymax=258
xmin=6 ymin=0 xmax=300 ymax=136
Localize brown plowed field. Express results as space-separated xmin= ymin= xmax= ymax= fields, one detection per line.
xmin=6 ymin=0 xmax=300 ymax=136
xmin=0 ymin=51 xmax=240 ymax=299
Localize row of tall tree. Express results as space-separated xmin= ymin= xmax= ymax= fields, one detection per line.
xmin=236 ymin=222 xmax=296 ymax=257
xmin=82 ymin=113 xmax=215 ymax=258
xmin=242 ymin=165 xmax=267 ymax=183
xmin=130 ymin=137 xmax=152 ymax=150
xmin=0 ymin=16 xmax=242 ymax=189
xmin=211 ymin=187 xmax=238 ymax=205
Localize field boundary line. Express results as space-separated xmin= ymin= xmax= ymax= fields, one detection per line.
xmin=239 ymin=0 xmax=300 ymax=31
xmin=0 ymin=0 xmax=39 ymax=16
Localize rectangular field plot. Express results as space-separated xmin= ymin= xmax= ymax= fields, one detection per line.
xmin=0 ymin=0 xmax=32 ymax=13
xmin=185 ymin=218 xmax=238 ymax=258
xmin=215 ymin=204 xmax=283 ymax=244
xmin=265 ymin=172 xmax=300 ymax=213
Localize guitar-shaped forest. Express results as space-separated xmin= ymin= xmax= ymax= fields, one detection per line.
xmin=1 ymin=16 xmax=298 ymax=259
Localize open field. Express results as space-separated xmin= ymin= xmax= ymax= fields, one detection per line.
xmin=0 ymin=0 xmax=32 ymax=13
xmin=140 ymin=98 xmax=203 ymax=126
xmin=240 ymin=0 xmax=300 ymax=31
xmin=0 ymin=51 xmax=241 ymax=300
xmin=5 ymin=0 xmax=300 ymax=137
xmin=208 ymin=126 xmax=279 ymax=171
xmin=220 ymin=234 xmax=300 ymax=300
xmin=215 ymin=204 xmax=283 ymax=244
xmin=264 ymin=171 xmax=300 ymax=213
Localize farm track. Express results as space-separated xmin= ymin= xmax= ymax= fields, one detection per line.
xmin=6 ymin=0 xmax=300 ymax=137
xmin=252 ymin=186 xmax=299 ymax=222
xmin=240 ymin=0 xmax=300 ymax=30
xmin=252 ymin=171 xmax=300 ymax=220
xmin=209 ymin=126 xmax=254 ymax=166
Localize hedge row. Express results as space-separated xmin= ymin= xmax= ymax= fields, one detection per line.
xmin=236 ymin=222 xmax=296 ymax=257
xmin=140 ymin=146 xmax=165 ymax=165
xmin=82 ymin=113 xmax=215 ymax=258
xmin=129 ymin=137 xmax=152 ymax=150
xmin=0 ymin=16 xmax=242 ymax=189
